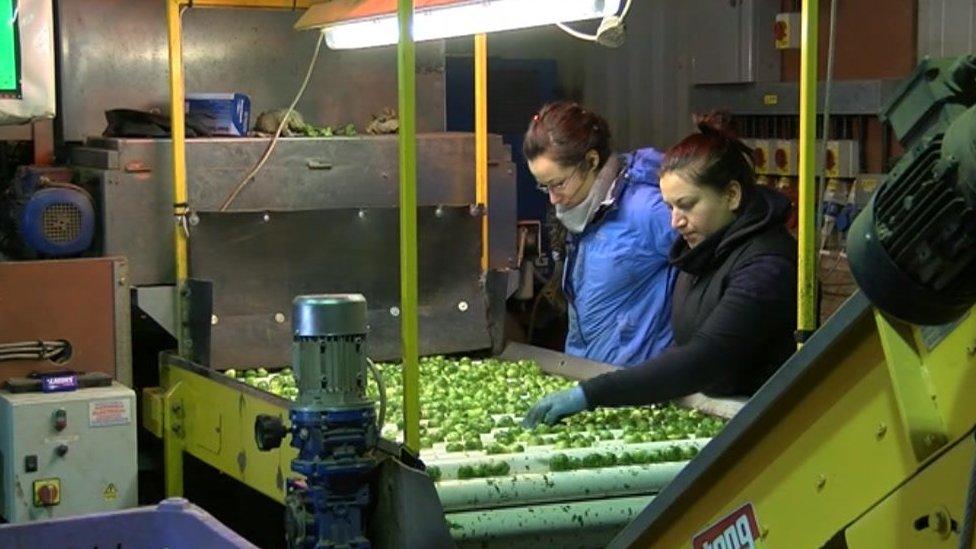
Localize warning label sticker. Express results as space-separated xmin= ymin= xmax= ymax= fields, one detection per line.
xmin=103 ymin=483 xmax=118 ymax=501
xmin=89 ymin=399 xmax=131 ymax=428
xmin=693 ymin=503 xmax=763 ymax=549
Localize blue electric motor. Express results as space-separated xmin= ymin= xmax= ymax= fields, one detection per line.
xmin=10 ymin=167 xmax=95 ymax=257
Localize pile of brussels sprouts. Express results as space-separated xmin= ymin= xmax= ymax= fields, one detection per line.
xmin=223 ymin=356 xmax=724 ymax=479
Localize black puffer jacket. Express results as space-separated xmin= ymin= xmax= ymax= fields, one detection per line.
xmin=581 ymin=186 xmax=797 ymax=407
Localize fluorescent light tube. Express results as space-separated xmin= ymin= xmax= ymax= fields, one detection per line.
xmin=323 ymin=0 xmax=620 ymax=49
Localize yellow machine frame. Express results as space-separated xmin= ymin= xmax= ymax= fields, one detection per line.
xmin=611 ymin=294 xmax=976 ymax=547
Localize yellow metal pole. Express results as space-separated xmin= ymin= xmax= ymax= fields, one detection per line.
xmin=475 ymin=33 xmax=489 ymax=271
xmin=797 ymin=0 xmax=819 ymax=343
xmin=168 ymin=1 xmax=189 ymax=282
xmin=167 ymin=0 xmax=190 ymax=364
xmin=397 ymin=0 xmax=421 ymax=452
xmin=164 ymin=0 xmax=189 ymax=494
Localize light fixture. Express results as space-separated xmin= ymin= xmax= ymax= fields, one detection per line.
xmin=296 ymin=0 xmax=622 ymax=50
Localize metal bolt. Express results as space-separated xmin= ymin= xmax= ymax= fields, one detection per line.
xmin=458 ymin=301 xmax=469 ymax=312
xmin=274 ymin=313 xmax=286 ymax=324
xmin=928 ymin=507 xmax=952 ymax=539
xmin=435 ymin=206 xmax=445 ymax=218
xmin=816 ymin=475 xmax=827 ymax=491
xmin=188 ymin=212 xmax=200 ymax=226
xmin=358 ymin=209 xmax=367 ymax=219
xmin=876 ymin=422 xmax=887 ymax=439
xmin=262 ymin=212 xmax=271 ymax=223
xmin=390 ymin=306 xmax=400 ymax=317
xmin=211 ymin=314 xmax=219 ymax=326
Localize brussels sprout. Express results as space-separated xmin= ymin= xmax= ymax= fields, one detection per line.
xmin=445 ymin=442 xmax=465 ymax=453
xmin=490 ymin=461 xmax=510 ymax=476
xmin=426 ymin=465 xmax=442 ymax=482
xmin=463 ymin=438 xmax=483 ymax=451
xmin=549 ymin=453 xmax=571 ymax=472
xmin=485 ymin=443 xmax=506 ymax=455
xmin=582 ymin=453 xmax=603 ymax=468
xmin=224 ymin=369 xmax=237 ymax=378
xmin=623 ymin=433 xmax=642 ymax=444
xmin=496 ymin=416 xmax=516 ymax=428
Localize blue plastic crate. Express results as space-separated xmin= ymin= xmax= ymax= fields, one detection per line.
xmin=0 ymin=498 xmax=257 ymax=548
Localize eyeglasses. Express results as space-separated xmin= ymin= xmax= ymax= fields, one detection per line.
xmin=536 ymin=164 xmax=581 ymax=194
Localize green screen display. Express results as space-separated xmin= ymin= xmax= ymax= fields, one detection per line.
xmin=0 ymin=0 xmax=19 ymax=94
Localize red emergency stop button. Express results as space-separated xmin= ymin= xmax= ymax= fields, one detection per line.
xmin=33 ymin=479 xmax=61 ymax=507
xmin=53 ymin=409 xmax=67 ymax=431
xmin=774 ymin=20 xmax=787 ymax=42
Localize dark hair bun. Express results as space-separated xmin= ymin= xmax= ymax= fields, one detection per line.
xmin=523 ymin=101 xmax=612 ymax=168
xmin=693 ymin=110 xmax=736 ymax=137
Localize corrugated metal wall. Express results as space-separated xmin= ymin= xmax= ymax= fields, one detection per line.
xmin=580 ymin=1 xmax=695 ymax=154
xmin=457 ymin=1 xmax=697 ymax=154
xmin=56 ymin=0 xmax=446 ymax=142
xmin=918 ymin=0 xmax=976 ymax=58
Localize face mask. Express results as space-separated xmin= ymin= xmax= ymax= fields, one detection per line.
xmin=555 ymin=155 xmax=621 ymax=234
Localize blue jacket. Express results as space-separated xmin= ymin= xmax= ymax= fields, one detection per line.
xmin=563 ymin=148 xmax=677 ymax=367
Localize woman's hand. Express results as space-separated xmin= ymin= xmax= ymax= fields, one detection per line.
xmin=522 ymin=386 xmax=588 ymax=428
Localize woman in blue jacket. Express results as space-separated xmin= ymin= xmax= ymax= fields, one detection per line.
xmin=523 ymin=101 xmax=677 ymax=367
xmin=523 ymin=117 xmax=797 ymax=427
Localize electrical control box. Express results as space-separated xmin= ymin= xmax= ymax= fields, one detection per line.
xmin=0 ymin=383 xmax=137 ymax=523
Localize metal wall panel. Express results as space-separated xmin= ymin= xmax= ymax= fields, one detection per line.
xmin=57 ymin=0 xmax=446 ymax=141
xmin=685 ymin=0 xmax=779 ymax=85
xmin=73 ymin=134 xmax=517 ymax=285
xmin=189 ymin=207 xmax=489 ymax=366
xmin=581 ymin=1 xmax=696 ymax=152
xmin=918 ymin=0 xmax=976 ymax=58
xmin=0 ymin=257 xmax=131 ymax=385
xmin=690 ymin=80 xmax=904 ymax=116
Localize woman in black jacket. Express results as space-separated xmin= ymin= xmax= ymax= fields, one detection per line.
xmin=524 ymin=121 xmax=797 ymax=426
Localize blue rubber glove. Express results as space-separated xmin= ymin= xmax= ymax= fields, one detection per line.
xmin=522 ymin=386 xmax=588 ymax=428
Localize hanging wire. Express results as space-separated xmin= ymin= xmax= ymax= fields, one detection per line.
xmin=219 ymin=32 xmax=325 ymax=211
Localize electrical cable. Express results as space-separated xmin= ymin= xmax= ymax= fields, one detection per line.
xmin=817 ymin=0 xmax=839 ymax=238
xmin=219 ymin=32 xmax=325 ymax=212
xmin=0 ymin=340 xmax=70 ymax=362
